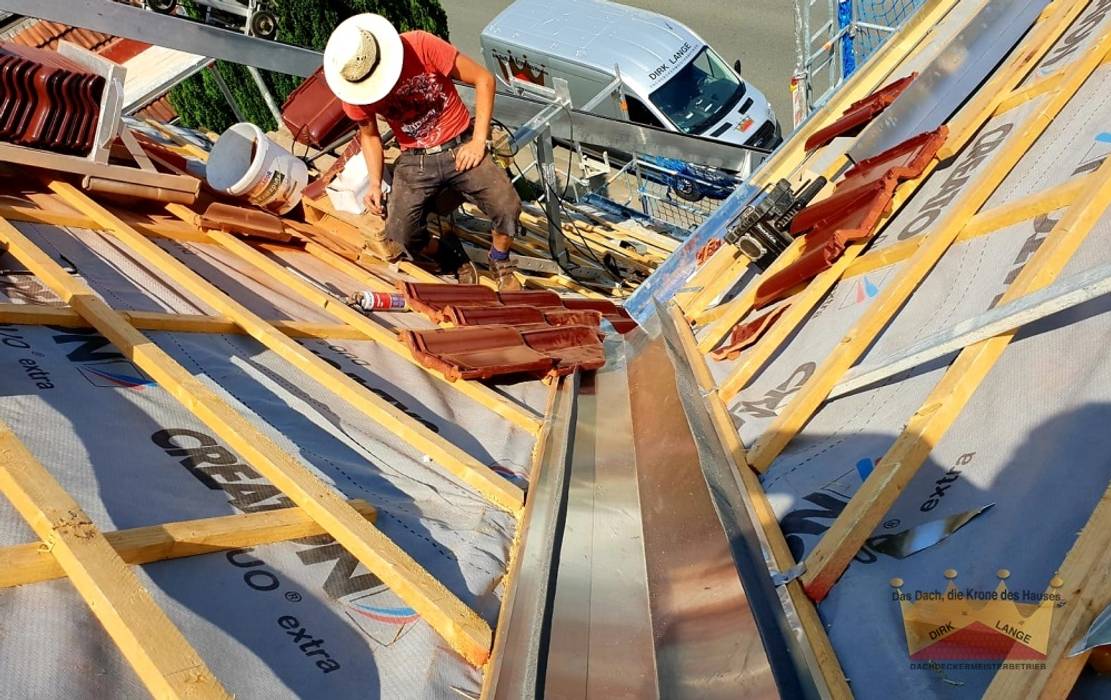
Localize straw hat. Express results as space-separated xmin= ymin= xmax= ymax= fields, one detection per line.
xmin=323 ymin=14 xmax=404 ymax=105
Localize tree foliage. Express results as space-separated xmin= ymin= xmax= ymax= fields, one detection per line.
xmin=168 ymin=0 xmax=449 ymax=133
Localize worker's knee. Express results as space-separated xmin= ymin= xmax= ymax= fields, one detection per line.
xmin=383 ymin=205 xmax=425 ymax=247
xmin=487 ymin=188 xmax=522 ymax=238
xmin=480 ymin=163 xmax=523 ymax=237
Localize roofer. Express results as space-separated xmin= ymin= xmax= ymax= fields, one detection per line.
xmin=324 ymin=13 xmax=523 ymax=290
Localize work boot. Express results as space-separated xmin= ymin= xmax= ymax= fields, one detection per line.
xmin=363 ymin=229 xmax=404 ymax=263
xmin=456 ymin=261 xmax=480 ymax=285
xmin=490 ymin=257 xmax=522 ymax=291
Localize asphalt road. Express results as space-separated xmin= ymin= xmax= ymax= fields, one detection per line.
xmin=439 ymin=0 xmax=797 ymax=123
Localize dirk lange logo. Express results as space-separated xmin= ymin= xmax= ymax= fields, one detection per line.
xmin=891 ymin=569 xmax=1063 ymax=669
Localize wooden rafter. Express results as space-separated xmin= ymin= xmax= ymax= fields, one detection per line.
xmin=0 ymin=420 xmax=230 ymax=698
xmin=982 ymin=484 xmax=1111 ymax=698
xmin=800 ymin=138 xmax=1111 ymax=600
xmin=0 ymin=201 xmax=208 ymax=243
xmin=0 ymin=303 xmax=367 ymax=340
xmin=0 ymin=214 xmax=494 ymax=666
xmin=0 ymin=499 xmax=376 ymax=589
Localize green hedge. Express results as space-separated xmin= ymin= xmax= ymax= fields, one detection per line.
xmin=168 ymin=0 xmax=449 ymax=133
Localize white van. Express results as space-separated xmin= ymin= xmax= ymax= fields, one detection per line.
xmin=481 ymin=0 xmax=781 ymax=150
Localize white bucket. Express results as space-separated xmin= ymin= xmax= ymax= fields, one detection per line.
xmin=206 ymin=122 xmax=308 ymax=215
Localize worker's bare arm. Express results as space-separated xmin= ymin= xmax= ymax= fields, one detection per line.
xmin=450 ymin=52 xmax=496 ymax=172
xmin=357 ymin=118 xmax=386 ymax=215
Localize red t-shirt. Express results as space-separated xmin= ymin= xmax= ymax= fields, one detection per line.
xmin=341 ymin=31 xmax=471 ymax=150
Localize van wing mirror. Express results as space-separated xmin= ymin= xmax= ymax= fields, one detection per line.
xmin=733 ymin=59 xmax=743 ymax=75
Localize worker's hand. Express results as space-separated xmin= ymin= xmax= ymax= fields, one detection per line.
xmin=365 ymin=186 xmax=385 ymax=217
xmin=455 ymin=139 xmax=486 ymax=172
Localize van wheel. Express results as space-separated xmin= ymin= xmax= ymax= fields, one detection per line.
xmin=674 ymin=178 xmax=704 ymax=202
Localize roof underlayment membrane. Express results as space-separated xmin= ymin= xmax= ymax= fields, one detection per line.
xmin=692 ymin=0 xmax=1111 ymax=695
xmin=0 ymin=226 xmax=545 ymax=697
xmin=3 ymin=0 xmax=1111 ymax=695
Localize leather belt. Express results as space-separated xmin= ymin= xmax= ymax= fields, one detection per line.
xmin=403 ymin=129 xmax=473 ymax=156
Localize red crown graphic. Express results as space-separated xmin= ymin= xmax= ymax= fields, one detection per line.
xmin=891 ymin=569 xmax=1063 ymax=661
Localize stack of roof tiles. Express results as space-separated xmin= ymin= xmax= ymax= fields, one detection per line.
xmin=0 ymin=42 xmax=104 ymax=155
xmin=397 ymin=283 xmax=636 ymax=382
xmin=754 ymin=126 xmax=948 ymax=309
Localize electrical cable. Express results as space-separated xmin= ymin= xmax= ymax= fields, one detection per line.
xmin=507 ymin=151 xmax=624 ymax=285
xmin=491 ymin=112 xmax=625 ymax=286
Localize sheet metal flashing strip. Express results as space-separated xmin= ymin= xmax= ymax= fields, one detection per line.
xmin=831 ymin=261 xmax=1111 ymax=400
xmin=654 ymin=301 xmax=823 ymax=700
xmin=868 ymin=504 xmax=994 ymax=559
xmin=487 ymin=374 xmax=578 ymax=700
xmin=544 ymin=336 xmax=658 ymax=698
xmin=848 ymin=0 xmax=1052 ymax=162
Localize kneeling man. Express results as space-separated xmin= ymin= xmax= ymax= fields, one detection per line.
xmin=324 ymin=14 xmax=522 ymax=290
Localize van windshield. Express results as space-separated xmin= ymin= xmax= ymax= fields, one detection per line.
xmin=649 ymin=47 xmax=746 ymax=134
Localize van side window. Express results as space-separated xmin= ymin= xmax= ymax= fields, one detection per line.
xmin=625 ymin=96 xmax=664 ymax=128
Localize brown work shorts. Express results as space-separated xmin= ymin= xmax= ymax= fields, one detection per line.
xmin=385 ymin=148 xmax=522 ymax=249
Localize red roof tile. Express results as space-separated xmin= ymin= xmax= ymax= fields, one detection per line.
xmin=754 ymin=232 xmax=843 ymax=308
xmin=399 ymin=325 xmax=554 ymax=382
xmin=753 ymin=127 xmax=949 ymax=309
xmin=497 ymin=289 xmax=563 ymax=307
xmin=697 ymin=238 xmax=723 ymax=265
xmin=396 ymin=282 xmax=621 ymax=381
xmin=521 ymin=326 xmax=606 ymax=375
xmin=0 ymin=43 xmax=104 ymax=154
xmin=839 ymin=126 xmax=947 ymax=190
xmin=442 ymin=305 xmax=547 ymax=327
xmin=9 ymin=21 xmax=117 ymax=53
xmin=804 ymin=73 xmax=917 ymax=152
xmin=560 ymin=297 xmax=636 ymax=333
xmin=789 ymin=177 xmax=897 ymax=237
xmin=99 ymin=38 xmax=150 ymax=65
xmin=281 ymin=67 xmax=354 ymax=148
xmin=134 ymin=95 xmax=179 ymax=125
xmin=400 ymin=282 xmax=499 ymax=322
xmin=399 ymin=282 xmax=637 ymax=334
xmin=711 ymin=305 xmax=790 ymax=361
xmin=200 ymin=203 xmax=289 ymax=242
xmin=543 ymin=309 xmax=604 ymax=328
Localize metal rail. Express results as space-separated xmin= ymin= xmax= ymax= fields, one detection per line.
xmin=831 ymin=261 xmax=1111 ymax=400
xmin=0 ymin=0 xmax=321 ymax=76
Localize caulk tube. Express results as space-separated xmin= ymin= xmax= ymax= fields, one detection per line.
xmin=353 ymin=291 xmax=407 ymax=311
